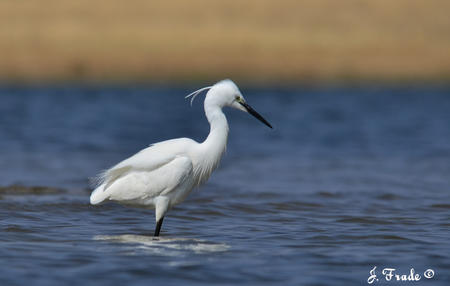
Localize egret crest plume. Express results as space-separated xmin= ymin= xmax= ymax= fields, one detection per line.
xmin=185 ymin=86 xmax=212 ymax=106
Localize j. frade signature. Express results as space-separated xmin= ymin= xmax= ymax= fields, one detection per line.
xmin=368 ymin=266 xmax=435 ymax=284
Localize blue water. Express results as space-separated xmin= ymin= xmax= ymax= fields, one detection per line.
xmin=0 ymin=84 xmax=449 ymax=285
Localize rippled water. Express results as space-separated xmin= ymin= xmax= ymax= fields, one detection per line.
xmin=0 ymin=84 xmax=449 ymax=285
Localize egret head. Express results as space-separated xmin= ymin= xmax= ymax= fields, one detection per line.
xmin=186 ymin=79 xmax=272 ymax=128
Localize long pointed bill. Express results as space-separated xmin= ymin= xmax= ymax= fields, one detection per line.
xmin=239 ymin=102 xmax=273 ymax=128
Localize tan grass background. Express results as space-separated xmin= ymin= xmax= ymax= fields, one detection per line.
xmin=1 ymin=0 xmax=449 ymax=83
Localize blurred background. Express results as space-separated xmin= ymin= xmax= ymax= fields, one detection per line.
xmin=1 ymin=1 xmax=450 ymax=286
xmin=1 ymin=0 xmax=449 ymax=84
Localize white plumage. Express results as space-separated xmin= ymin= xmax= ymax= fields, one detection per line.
xmin=90 ymin=79 xmax=272 ymax=236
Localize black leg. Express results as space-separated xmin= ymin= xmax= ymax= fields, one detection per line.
xmin=154 ymin=216 xmax=164 ymax=237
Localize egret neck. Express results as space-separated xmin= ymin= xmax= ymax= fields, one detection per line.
xmin=195 ymin=104 xmax=229 ymax=185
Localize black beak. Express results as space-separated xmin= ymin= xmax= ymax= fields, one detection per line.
xmin=239 ymin=102 xmax=273 ymax=129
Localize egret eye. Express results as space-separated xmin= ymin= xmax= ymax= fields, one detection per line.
xmin=235 ymin=95 xmax=241 ymax=102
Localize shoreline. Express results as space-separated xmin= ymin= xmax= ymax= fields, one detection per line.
xmin=1 ymin=77 xmax=450 ymax=89
xmin=1 ymin=0 xmax=449 ymax=84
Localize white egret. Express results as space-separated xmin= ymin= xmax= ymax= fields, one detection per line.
xmin=90 ymin=79 xmax=272 ymax=236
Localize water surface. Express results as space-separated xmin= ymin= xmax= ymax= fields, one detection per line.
xmin=0 ymin=84 xmax=449 ymax=285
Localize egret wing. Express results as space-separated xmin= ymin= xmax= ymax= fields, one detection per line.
xmin=103 ymin=138 xmax=195 ymax=179
xmin=101 ymin=151 xmax=175 ymax=191
xmin=100 ymin=155 xmax=193 ymax=203
xmin=90 ymin=138 xmax=197 ymax=205
xmin=90 ymin=138 xmax=198 ymax=205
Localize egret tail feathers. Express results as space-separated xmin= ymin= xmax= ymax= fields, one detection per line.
xmin=90 ymin=185 xmax=109 ymax=205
